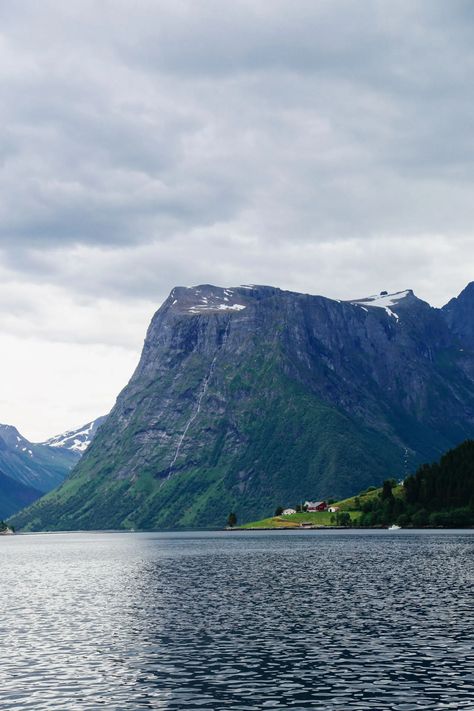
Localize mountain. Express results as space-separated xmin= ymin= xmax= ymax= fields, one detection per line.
xmin=0 ymin=424 xmax=78 ymax=493
xmin=0 ymin=417 xmax=106 ymax=517
xmin=42 ymin=416 xmax=107 ymax=454
xmin=0 ymin=470 xmax=42 ymax=520
xmin=10 ymin=282 xmax=474 ymax=532
xmin=442 ymin=281 xmax=474 ymax=349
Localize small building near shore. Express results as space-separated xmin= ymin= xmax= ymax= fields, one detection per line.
xmin=305 ymin=501 xmax=327 ymax=512
xmin=282 ymin=508 xmax=296 ymax=515
xmin=328 ymin=506 xmax=340 ymax=513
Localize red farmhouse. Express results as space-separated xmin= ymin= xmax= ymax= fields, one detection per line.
xmin=305 ymin=501 xmax=327 ymax=512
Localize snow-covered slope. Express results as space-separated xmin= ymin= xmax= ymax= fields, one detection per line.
xmin=167 ymin=285 xmax=257 ymax=315
xmin=42 ymin=416 xmax=107 ymax=454
xmin=349 ymin=290 xmax=414 ymax=321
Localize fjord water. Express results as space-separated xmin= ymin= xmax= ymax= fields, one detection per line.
xmin=1 ymin=531 xmax=474 ymax=710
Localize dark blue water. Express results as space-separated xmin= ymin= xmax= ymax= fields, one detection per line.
xmin=1 ymin=530 xmax=474 ymax=710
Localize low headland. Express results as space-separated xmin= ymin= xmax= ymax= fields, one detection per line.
xmin=236 ymin=439 xmax=474 ymax=530
xmin=238 ymin=485 xmax=401 ymax=530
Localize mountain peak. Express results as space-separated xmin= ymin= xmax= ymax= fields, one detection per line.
xmin=445 ymin=281 xmax=474 ymax=305
xmin=0 ymin=424 xmax=27 ymax=448
xmin=442 ymin=282 xmax=474 ymax=347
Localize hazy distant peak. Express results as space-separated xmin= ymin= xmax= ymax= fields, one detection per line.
xmin=0 ymin=423 xmax=27 ymax=448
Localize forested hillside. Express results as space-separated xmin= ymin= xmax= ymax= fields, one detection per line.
xmin=358 ymin=440 xmax=474 ymax=527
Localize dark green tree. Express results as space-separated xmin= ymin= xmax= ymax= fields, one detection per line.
xmin=381 ymin=479 xmax=394 ymax=500
xmin=397 ymin=513 xmax=411 ymax=527
xmin=227 ymin=512 xmax=237 ymax=528
xmin=336 ymin=511 xmax=352 ymax=526
xmin=412 ymin=508 xmax=428 ymax=527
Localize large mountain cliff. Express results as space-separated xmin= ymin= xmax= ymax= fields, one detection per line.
xmin=11 ymin=282 xmax=474 ymax=531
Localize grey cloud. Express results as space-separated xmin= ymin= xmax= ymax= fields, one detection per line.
xmin=0 ymin=0 xmax=472 ymax=300
xmin=1 ymin=0 xmax=474 ymax=440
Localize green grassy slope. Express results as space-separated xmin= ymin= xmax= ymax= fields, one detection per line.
xmin=240 ymin=484 xmax=406 ymax=528
xmin=241 ymin=510 xmax=362 ymax=528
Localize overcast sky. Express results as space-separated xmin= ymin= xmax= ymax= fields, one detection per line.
xmin=0 ymin=0 xmax=473 ymax=440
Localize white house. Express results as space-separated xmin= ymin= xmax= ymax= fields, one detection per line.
xmin=282 ymin=508 xmax=296 ymax=515
xmin=328 ymin=506 xmax=340 ymax=513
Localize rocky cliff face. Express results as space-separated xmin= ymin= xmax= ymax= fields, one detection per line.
xmin=11 ymin=283 xmax=474 ymax=531
xmin=442 ymin=282 xmax=474 ymax=349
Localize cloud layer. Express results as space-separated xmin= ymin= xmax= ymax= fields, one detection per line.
xmin=0 ymin=1 xmax=473 ymax=438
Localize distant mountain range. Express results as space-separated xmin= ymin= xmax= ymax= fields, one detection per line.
xmin=10 ymin=281 xmax=474 ymax=531
xmin=0 ymin=418 xmax=105 ymax=519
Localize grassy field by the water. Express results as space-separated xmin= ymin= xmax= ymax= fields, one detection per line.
xmin=240 ymin=483 xmax=405 ymax=528
xmin=240 ymin=510 xmax=362 ymax=529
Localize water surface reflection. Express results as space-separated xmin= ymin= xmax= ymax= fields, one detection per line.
xmin=1 ymin=530 xmax=474 ymax=709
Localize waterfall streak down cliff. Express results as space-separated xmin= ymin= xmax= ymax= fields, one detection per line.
xmin=166 ymin=320 xmax=231 ymax=477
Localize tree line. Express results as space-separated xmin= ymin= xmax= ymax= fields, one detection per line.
xmin=359 ymin=440 xmax=474 ymax=527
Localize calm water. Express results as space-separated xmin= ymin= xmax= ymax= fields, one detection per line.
xmin=1 ymin=530 xmax=474 ymax=710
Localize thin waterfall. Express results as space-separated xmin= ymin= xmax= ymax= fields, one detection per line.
xmin=166 ymin=319 xmax=231 ymax=478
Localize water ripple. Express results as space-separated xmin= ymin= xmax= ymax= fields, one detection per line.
xmin=1 ymin=530 xmax=474 ymax=709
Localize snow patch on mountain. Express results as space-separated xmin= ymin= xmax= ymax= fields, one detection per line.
xmin=170 ymin=286 xmax=248 ymax=314
xmin=43 ymin=416 xmax=106 ymax=454
xmin=189 ymin=303 xmax=246 ymax=314
xmin=350 ymin=290 xmax=412 ymax=320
